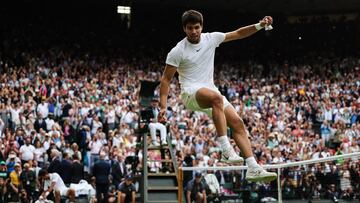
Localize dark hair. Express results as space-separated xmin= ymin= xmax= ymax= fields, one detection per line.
xmin=38 ymin=169 xmax=48 ymax=177
xmin=62 ymin=152 xmax=69 ymax=158
xmin=182 ymin=10 xmax=203 ymax=27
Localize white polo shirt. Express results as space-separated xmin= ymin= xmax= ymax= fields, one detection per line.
xmin=19 ymin=144 xmax=35 ymax=161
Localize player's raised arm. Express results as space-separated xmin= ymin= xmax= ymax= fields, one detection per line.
xmin=223 ymin=16 xmax=273 ymax=43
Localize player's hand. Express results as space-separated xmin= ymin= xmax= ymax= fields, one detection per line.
xmin=158 ymin=108 xmax=167 ymax=123
xmin=259 ymin=16 xmax=273 ymax=27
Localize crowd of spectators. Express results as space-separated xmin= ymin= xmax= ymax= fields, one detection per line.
xmin=0 ymin=5 xmax=360 ymax=202
xmin=179 ymin=56 xmax=360 ymax=202
xmin=0 ymin=45 xmax=359 ymax=202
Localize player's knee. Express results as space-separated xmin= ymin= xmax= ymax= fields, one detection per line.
xmin=211 ymin=94 xmax=223 ymax=108
xmin=121 ymin=193 xmax=126 ymax=199
xmin=232 ymin=117 xmax=246 ymax=133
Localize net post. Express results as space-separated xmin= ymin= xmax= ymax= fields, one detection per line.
xmin=178 ymin=167 xmax=183 ymax=203
xmin=277 ymin=167 xmax=282 ymax=203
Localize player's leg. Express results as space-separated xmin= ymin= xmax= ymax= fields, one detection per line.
xmin=195 ymin=88 xmax=227 ymax=135
xmin=224 ymin=105 xmax=252 ymax=157
xmin=195 ymin=87 xmax=243 ymax=163
xmin=224 ymin=105 xmax=277 ymax=182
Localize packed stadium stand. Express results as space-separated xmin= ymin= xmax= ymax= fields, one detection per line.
xmin=0 ymin=0 xmax=359 ymax=202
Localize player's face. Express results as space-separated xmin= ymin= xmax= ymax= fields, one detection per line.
xmin=184 ymin=23 xmax=202 ymax=44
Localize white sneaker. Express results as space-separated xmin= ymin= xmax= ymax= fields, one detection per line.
xmin=245 ymin=166 xmax=277 ymax=183
xmin=161 ymin=140 xmax=168 ymax=146
xmin=221 ymin=150 xmax=244 ymax=163
xmin=150 ymin=141 xmax=160 ymax=147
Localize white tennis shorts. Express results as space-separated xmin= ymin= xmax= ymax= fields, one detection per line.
xmin=180 ymin=84 xmax=231 ymax=117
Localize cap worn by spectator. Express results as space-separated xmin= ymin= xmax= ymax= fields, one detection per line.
xmin=0 ymin=161 xmax=5 ymax=165
xmin=9 ymin=152 xmax=17 ymax=159
xmin=125 ymin=174 xmax=133 ymax=181
xmin=195 ymin=172 xmax=202 ymax=178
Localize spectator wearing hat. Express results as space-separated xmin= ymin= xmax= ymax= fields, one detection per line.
xmin=116 ymin=174 xmax=136 ymax=203
xmin=0 ymin=161 xmax=8 ymax=180
xmin=186 ymin=172 xmax=206 ymax=203
xmin=9 ymin=162 xmax=21 ymax=187
xmin=6 ymin=151 xmax=20 ymax=173
xmin=42 ymin=132 xmax=52 ymax=151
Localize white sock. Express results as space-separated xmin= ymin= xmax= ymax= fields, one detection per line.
xmin=245 ymin=156 xmax=259 ymax=168
xmin=217 ymin=135 xmax=233 ymax=152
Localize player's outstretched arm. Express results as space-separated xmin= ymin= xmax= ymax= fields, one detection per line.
xmin=158 ymin=64 xmax=177 ymax=122
xmin=223 ymin=16 xmax=273 ymax=43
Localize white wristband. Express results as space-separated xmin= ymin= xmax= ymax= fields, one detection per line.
xmin=255 ymin=23 xmax=263 ymax=30
xmin=265 ymin=25 xmax=273 ymax=31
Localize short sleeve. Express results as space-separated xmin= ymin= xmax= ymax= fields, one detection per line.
xmin=210 ymin=32 xmax=225 ymax=47
xmin=130 ymin=184 xmax=136 ymax=192
xmin=186 ymin=181 xmax=193 ymax=191
xmin=200 ymin=182 xmax=206 ymax=191
xmin=51 ymin=174 xmax=59 ymax=183
xmin=118 ymin=183 xmax=125 ymax=191
xmin=165 ymin=46 xmax=182 ymax=68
